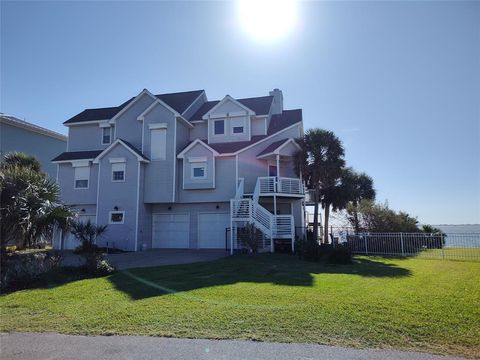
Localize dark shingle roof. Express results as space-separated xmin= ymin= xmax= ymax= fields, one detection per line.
xmin=208 ymin=136 xmax=268 ymax=154
xmin=256 ymin=139 xmax=290 ymax=157
xmin=156 ymin=90 xmax=204 ymax=114
xmin=268 ymin=109 xmax=302 ymax=135
xmin=118 ymin=139 xmax=150 ymax=161
xmin=52 ymin=139 xmax=149 ymax=162
xmin=64 ymin=97 xmax=134 ymax=124
xmin=189 ymin=101 xmax=220 ymax=121
xmin=188 ymin=96 xmax=274 ymax=121
xmin=238 ymin=96 xmax=273 ymax=115
xmin=52 ymin=150 xmax=103 ymax=162
xmin=64 ymin=90 xmax=204 ymax=125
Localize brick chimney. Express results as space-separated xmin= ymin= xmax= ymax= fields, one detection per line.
xmin=269 ymin=88 xmax=283 ymax=115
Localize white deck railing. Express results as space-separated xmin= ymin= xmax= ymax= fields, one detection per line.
xmin=257 ymin=177 xmax=304 ymax=195
xmin=273 ymin=215 xmax=295 ymax=238
xmin=231 ymin=199 xmax=251 ymax=219
xmin=231 ymin=176 xmax=297 ymax=253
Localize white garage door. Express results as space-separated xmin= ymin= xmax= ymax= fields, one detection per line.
xmin=198 ymin=213 xmax=230 ymax=249
xmin=64 ymin=215 xmax=96 ymax=250
xmin=152 ymin=214 xmax=190 ymax=248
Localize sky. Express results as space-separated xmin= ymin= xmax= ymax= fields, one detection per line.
xmin=1 ymin=1 xmax=479 ymax=225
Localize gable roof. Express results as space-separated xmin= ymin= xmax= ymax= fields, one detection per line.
xmin=201 ymin=95 xmax=256 ymax=119
xmin=1 ymin=114 xmax=67 ymax=141
xmin=177 ymin=139 xmax=220 ymax=159
xmin=64 ymin=90 xmax=203 ymax=125
xmin=188 ymin=96 xmax=274 ymax=121
xmin=93 ymin=138 xmax=150 ymax=163
xmin=52 ymin=150 xmax=103 ymax=162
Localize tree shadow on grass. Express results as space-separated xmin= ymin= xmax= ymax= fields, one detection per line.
xmin=107 ymin=254 xmax=411 ymax=301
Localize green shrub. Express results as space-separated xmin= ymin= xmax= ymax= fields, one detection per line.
xmin=296 ymin=239 xmax=352 ymax=264
xmin=295 ymin=237 xmax=321 ymax=261
xmin=323 ymin=245 xmax=352 ymax=264
xmin=237 ymin=223 xmax=262 ymax=254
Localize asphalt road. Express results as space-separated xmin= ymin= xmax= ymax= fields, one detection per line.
xmin=0 ymin=332 xmax=466 ymax=360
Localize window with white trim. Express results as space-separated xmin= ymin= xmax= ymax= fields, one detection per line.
xmin=102 ymin=127 xmax=111 ymax=144
xmin=109 ymin=211 xmax=125 ymax=224
xmin=111 ymin=162 xmax=126 ymax=182
xmin=191 ymin=163 xmax=207 ymax=179
xmin=214 ymin=120 xmax=224 ymax=135
xmin=151 ymin=128 xmax=167 ymax=160
xmin=74 ymin=166 xmax=90 ymax=189
xmin=231 ymin=118 xmax=245 ymax=135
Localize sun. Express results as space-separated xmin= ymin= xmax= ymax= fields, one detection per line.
xmin=237 ymin=0 xmax=298 ymax=42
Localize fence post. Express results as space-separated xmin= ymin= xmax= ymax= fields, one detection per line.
xmin=441 ymin=235 xmax=445 ymax=260
xmin=364 ymin=235 xmax=368 ymax=255
xmin=400 ymin=232 xmax=405 ymax=257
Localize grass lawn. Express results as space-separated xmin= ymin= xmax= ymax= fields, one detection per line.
xmin=1 ymin=254 xmax=479 ymax=358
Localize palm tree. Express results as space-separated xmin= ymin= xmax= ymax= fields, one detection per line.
xmin=0 ymin=151 xmax=42 ymax=172
xmin=296 ymin=129 xmax=345 ymax=243
xmin=0 ymin=152 xmax=73 ymax=250
xmin=70 ymin=220 xmax=107 ymax=253
xmin=340 ymin=168 xmax=376 ymax=233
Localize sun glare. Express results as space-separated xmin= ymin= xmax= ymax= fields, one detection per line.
xmin=237 ymin=0 xmax=298 ymax=42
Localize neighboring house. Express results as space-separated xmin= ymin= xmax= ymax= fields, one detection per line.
xmin=52 ymin=88 xmax=305 ymax=252
xmin=0 ymin=114 xmax=67 ymax=178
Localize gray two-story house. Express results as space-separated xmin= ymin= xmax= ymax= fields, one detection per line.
xmin=53 ymin=88 xmax=305 ymax=252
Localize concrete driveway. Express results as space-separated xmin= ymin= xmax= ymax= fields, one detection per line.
xmin=105 ymin=249 xmax=228 ymax=270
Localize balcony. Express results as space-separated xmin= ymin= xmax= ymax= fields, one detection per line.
xmin=257 ymin=176 xmax=304 ymax=196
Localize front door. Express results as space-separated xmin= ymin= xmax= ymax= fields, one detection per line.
xmin=268 ymin=165 xmax=277 ymax=177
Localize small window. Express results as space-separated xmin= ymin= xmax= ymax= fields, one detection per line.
xmin=111 ymin=162 xmax=126 ymax=182
xmin=231 ymin=118 xmax=245 ymax=135
xmin=214 ymin=120 xmax=224 ymax=135
xmin=191 ymin=163 xmax=206 ymax=179
xmin=74 ymin=166 xmax=90 ymax=189
xmin=75 ymin=179 xmax=88 ymax=188
xmin=109 ymin=211 xmax=125 ymax=224
xmin=102 ymin=127 xmax=111 ymax=144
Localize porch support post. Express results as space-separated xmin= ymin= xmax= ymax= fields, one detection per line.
xmin=272 ymin=194 xmax=277 ymax=253
xmin=276 ymin=154 xmax=280 ymax=178
xmin=230 ymin=200 xmax=234 ymax=255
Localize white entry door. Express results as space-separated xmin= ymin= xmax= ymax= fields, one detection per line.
xmin=64 ymin=215 xmax=96 ymax=250
xmin=152 ymin=214 xmax=190 ymax=248
xmin=198 ymin=213 xmax=230 ymax=249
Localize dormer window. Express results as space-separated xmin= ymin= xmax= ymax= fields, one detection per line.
xmin=214 ymin=120 xmax=224 ymax=135
xmin=102 ymin=127 xmax=111 ymax=144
